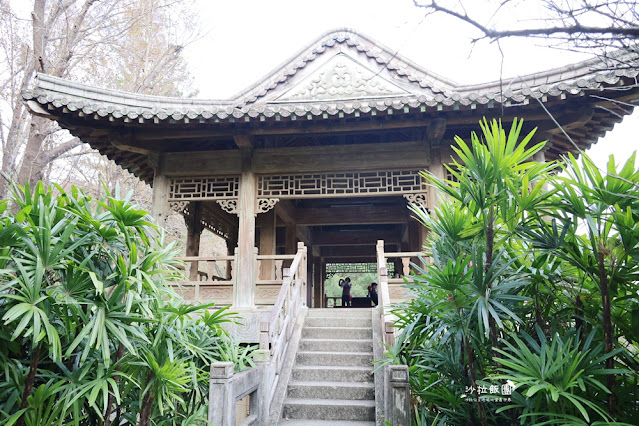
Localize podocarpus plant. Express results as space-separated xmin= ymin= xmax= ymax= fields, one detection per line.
xmin=492 ymin=326 xmax=625 ymax=426
xmin=0 ymin=182 xmax=242 ymax=426
xmin=394 ymin=118 xmax=555 ymax=425
xmin=392 ymin=118 xmax=638 ymax=425
xmin=520 ymin=152 xmax=639 ymax=417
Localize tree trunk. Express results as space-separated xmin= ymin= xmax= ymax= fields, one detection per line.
xmin=103 ymin=344 xmax=125 ymax=426
xmin=16 ymin=343 xmax=41 ymax=426
xmin=574 ymin=294 xmax=584 ymax=333
xmin=15 ymin=116 xmax=48 ymax=189
xmin=597 ymin=247 xmax=616 ymax=416
xmin=464 ymin=336 xmax=487 ymax=426
xmin=485 ymin=208 xmax=500 ymax=355
xmin=138 ymin=371 xmax=154 ymax=426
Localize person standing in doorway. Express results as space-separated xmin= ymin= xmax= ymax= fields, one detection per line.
xmin=370 ymin=282 xmax=378 ymax=306
xmin=339 ymin=277 xmax=352 ymax=307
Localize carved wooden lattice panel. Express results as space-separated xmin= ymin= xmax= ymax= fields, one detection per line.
xmin=258 ymin=170 xmax=425 ymax=198
xmin=169 ymin=176 xmax=239 ymax=200
xmin=325 ymin=262 xmax=394 ymax=278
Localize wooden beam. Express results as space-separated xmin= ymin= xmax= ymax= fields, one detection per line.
xmin=296 ymin=225 xmax=312 ymax=246
xmin=541 ymin=107 xmax=595 ymax=133
xmin=109 ymin=133 xmax=152 ymax=154
xmin=275 ymin=199 xmax=296 ymax=225
xmin=295 ymin=205 xmax=408 ymax=226
xmin=163 ymin=150 xmax=241 ymax=175
xmin=320 ymin=246 xmax=381 ymax=258
xmin=323 ymin=257 xmax=377 ymax=263
xmin=233 ymin=134 xmax=254 ymax=149
xmin=426 ymin=118 xmax=447 ymax=146
xmin=253 ymin=142 xmax=429 ymax=174
xmin=312 ymin=230 xmax=400 ymax=246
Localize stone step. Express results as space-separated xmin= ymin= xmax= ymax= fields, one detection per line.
xmin=292 ymin=365 xmax=373 ymax=383
xmin=299 ymin=338 xmax=373 ymax=353
xmin=307 ymin=308 xmax=372 ymax=319
xmin=302 ymin=326 xmax=372 ymax=340
xmin=305 ymin=316 xmax=372 ymax=328
xmin=296 ymin=351 xmax=373 ymax=368
xmin=282 ymin=398 xmax=375 ymax=421
xmin=287 ymin=381 xmax=375 ymax=400
xmin=279 ymin=420 xmax=375 ymax=425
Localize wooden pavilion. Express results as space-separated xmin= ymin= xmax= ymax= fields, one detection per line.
xmin=24 ymin=29 xmax=639 ymax=342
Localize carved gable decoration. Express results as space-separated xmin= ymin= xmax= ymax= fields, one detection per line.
xmin=273 ymin=53 xmax=409 ymax=102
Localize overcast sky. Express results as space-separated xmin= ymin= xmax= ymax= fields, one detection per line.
xmin=184 ymin=0 xmax=638 ymax=169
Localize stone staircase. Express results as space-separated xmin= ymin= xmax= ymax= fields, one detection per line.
xmin=279 ymin=308 xmax=376 ymax=425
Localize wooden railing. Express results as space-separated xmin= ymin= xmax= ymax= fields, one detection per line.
xmin=376 ymin=240 xmax=396 ymax=346
xmin=376 ymin=240 xmax=416 ymax=423
xmin=174 ymin=254 xmax=237 ymax=304
xmin=258 ymin=242 xmax=307 ymax=415
xmin=175 ymin=249 xmax=304 ymax=306
xmin=376 ymin=240 xmax=431 ymax=343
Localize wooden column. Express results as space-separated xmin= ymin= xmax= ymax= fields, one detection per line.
xmin=307 ymin=253 xmax=313 ymax=307
xmin=150 ymin=154 xmax=170 ymax=229
xmin=258 ymin=209 xmax=276 ymax=280
xmin=226 ymin=233 xmax=237 ymax=280
xmin=235 ymin=148 xmax=256 ymax=308
xmin=186 ymin=202 xmax=203 ymax=281
xmin=313 ymin=257 xmax=322 ymax=308
xmin=285 ymin=224 xmax=297 ymax=267
xmin=320 ymin=259 xmax=326 ymax=308
xmin=427 ymin=126 xmax=447 ymax=212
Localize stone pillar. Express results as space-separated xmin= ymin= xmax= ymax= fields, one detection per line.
xmin=208 ymin=362 xmax=235 ymax=425
xmin=253 ymin=349 xmax=271 ymax=423
xmin=236 ymin=149 xmax=256 ymax=308
xmin=150 ymin=154 xmax=169 ymax=229
xmin=258 ymin=209 xmax=276 ymax=280
xmin=386 ymin=365 xmax=411 ymax=425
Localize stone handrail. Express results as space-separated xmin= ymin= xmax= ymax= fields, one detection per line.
xmin=376 ymin=240 xmax=395 ymax=346
xmin=375 ymin=240 xmax=412 ymax=424
xmin=257 ymin=241 xmax=307 ymax=419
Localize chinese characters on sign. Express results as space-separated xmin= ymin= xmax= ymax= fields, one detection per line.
xmin=461 ymin=380 xmax=515 ymax=402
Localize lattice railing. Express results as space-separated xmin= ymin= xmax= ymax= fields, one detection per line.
xmin=257 ymin=170 xmax=426 ymax=198
xmin=169 ymin=176 xmax=239 ymax=200
xmin=325 ymin=262 xmax=381 ymax=278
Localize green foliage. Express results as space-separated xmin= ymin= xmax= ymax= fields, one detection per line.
xmin=0 ymin=182 xmax=246 ymax=425
xmin=325 ymin=271 xmax=377 ymax=298
xmin=493 ymin=327 xmax=625 ymax=425
xmin=391 ymin=118 xmax=639 ymax=425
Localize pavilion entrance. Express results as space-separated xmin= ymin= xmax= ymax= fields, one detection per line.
xmin=173 ymin=190 xmax=428 ymax=310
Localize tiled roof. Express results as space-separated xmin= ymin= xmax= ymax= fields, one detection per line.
xmin=22 ymin=29 xmax=639 ymax=184
xmin=23 ymin=29 xmax=638 ymax=124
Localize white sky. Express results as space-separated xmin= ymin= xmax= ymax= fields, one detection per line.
xmin=184 ymin=0 xmax=638 ymax=169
